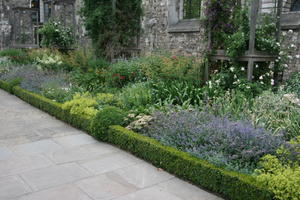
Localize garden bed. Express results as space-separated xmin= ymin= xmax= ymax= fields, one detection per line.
xmin=0 ymin=48 xmax=299 ymax=200
xmin=0 ymin=82 xmax=273 ymax=200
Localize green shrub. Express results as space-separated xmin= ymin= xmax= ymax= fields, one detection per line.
xmin=38 ymin=20 xmax=75 ymax=49
xmin=0 ymin=49 xmax=30 ymax=64
xmin=0 ymin=49 xmax=25 ymax=57
xmin=256 ymin=138 xmax=300 ymax=200
xmin=90 ymin=106 xmax=127 ymax=140
xmin=106 ymin=59 xmax=145 ymax=88
xmin=285 ymin=71 xmax=300 ymax=98
xmin=139 ymin=52 xmax=203 ymax=83
xmin=151 ymin=80 xmax=203 ymax=106
xmin=118 ymin=82 xmax=153 ymax=110
xmin=62 ymin=93 xmax=98 ymax=119
xmin=96 ymin=93 xmax=120 ymax=107
xmin=205 ymin=90 xmax=253 ymax=120
xmin=71 ymin=71 xmax=106 ymax=93
xmin=251 ymin=91 xmax=300 ymax=140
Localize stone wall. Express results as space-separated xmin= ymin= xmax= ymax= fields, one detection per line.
xmin=140 ymin=0 xmax=206 ymax=57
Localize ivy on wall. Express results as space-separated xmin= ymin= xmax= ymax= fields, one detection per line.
xmin=81 ymin=0 xmax=142 ymax=59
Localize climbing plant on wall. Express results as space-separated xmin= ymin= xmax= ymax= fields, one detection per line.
xmin=81 ymin=0 xmax=142 ymax=59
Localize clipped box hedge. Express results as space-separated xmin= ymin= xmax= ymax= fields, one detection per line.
xmin=0 ymin=82 xmax=274 ymax=200
xmin=12 ymin=86 xmax=91 ymax=132
xmin=0 ymin=80 xmax=14 ymax=93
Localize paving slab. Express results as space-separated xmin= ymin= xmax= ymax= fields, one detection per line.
xmin=0 ymin=146 xmax=13 ymax=160
xmin=0 ymin=154 xmax=53 ymax=177
xmin=76 ymin=174 xmax=138 ymax=200
xmin=10 ymin=139 xmax=63 ymax=156
xmin=17 ymin=184 xmax=92 ymax=200
xmin=0 ymin=89 xmax=223 ymax=200
xmin=46 ymin=143 xmax=119 ymax=164
xmin=0 ymin=176 xmax=31 ymax=200
xmin=79 ymin=152 xmax=142 ymax=175
xmin=53 ymin=134 xmax=96 ymax=148
xmin=107 ymin=163 xmax=174 ymax=189
xmin=20 ymin=163 xmax=91 ymax=191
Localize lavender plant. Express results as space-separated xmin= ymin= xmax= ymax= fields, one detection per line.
xmin=142 ymin=109 xmax=285 ymax=173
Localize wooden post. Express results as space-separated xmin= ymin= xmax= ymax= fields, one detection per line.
xmin=276 ymin=0 xmax=282 ymax=41
xmin=274 ymin=0 xmax=283 ymax=84
xmin=247 ymin=0 xmax=259 ymax=81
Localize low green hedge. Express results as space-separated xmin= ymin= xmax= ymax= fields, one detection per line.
xmin=0 ymin=82 xmax=274 ymax=200
xmin=12 ymin=86 xmax=90 ymax=132
xmin=0 ymin=80 xmax=12 ymax=93
xmin=107 ymin=126 xmax=273 ymax=200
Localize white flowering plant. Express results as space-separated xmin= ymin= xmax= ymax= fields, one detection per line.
xmin=38 ymin=20 xmax=75 ymax=49
xmin=204 ymin=62 xmax=274 ymax=99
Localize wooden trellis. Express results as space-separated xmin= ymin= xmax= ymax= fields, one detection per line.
xmin=205 ymin=0 xmax=283 ymax=82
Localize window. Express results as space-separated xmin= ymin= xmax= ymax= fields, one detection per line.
xmin=44 ymin=1 xmax=52 ymax=22
xmin=291 ymin=0 xmax=300 ymax=11
xmin=183 ymin=0 xmax=201 ymax=19
xmin=31 ymin=0 xmax=40 ymax=9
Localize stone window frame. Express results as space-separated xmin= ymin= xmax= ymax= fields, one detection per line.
xmin=167 ymin=0 xmax=203 ymax=33
xmin=281 ymin=0 xmax=300 ymax=29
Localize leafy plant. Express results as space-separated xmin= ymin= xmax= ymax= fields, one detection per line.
xmin=285 ymin=71 xmax=300 ymax=98
xmin=142 ymin=109 xmax=284 ymax=173
xmin=256 ymin=137 xmax=300 ymax=200
xmin=251 ymin=91 xmax=300 ymax=140
xmin=90 ymin=106 xmax=127 ymax=139
xmin=151 ymin=80 xmax=203 ymax=106
xmin=118 ymin=82 xmax=153 ymax=110
xmin=62 ymin=92 xmax=99 ymax=118
xmin=139 ymin=52 xmax=203 ymax=83
xmin=39 ymin=20 xmax=75 ymax=49
xmin=105 ymin=59 xmax=145 ymax=87
xmin=81 ymin=0 xmax=142 ymax=59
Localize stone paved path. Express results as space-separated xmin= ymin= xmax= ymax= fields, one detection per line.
xmin=0 ymin=89 xmax=223 ymax=200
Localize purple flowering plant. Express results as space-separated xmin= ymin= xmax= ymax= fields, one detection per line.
xmin=142 ymin=109 xmax=285 ymax=173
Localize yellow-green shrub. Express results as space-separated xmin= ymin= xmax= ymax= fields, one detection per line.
xmin=256 ymin=137 xmax=300 ymax=200
xmin=96 ymin=93 xmax=120 ymax=107
xmin=62 ymin=92 xmax=98 ymax=118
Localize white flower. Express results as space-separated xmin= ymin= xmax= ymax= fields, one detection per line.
xmin=271 ymin=79 xmax=275 ymax=85
xmin=255 ymin=64 xmax=259 ymax=68
xmin=276 ymin=42 xmax=280 ymax=47
xmin=241 ymin=67 xmax=245 ymax=71
xmin=288 ymin=29 xmax=293 ymax=34
xmin=246 ymin=86 xmax=250 ymax=89
xmin=291 ymin=44 xmax=296 ymax=48
xmin=296 ymin=55 xmax=300 ymax=59
xmin=259 ymin=76 xmax=263 ymax=80
xmin=283 ymin=64 xmax=288 ymax=68
xmin=230 ymin=67 xmax=234 ymax=72
xmin=288 ymin=55 xmax=293 ymax=60
xmin=234 ymin=74 xmax=237 ymax=79
xmin=260 ymin=81 xmax=264 ymax=84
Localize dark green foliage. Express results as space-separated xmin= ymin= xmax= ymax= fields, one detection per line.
xmin=90 ymin=106 xmax=127 ymax=140
xmin=106 ymin=59 xmax=145 ymax=88
xmin=0 ymin=49 xmax=30 ymax=64
xmin=285 ymin=71 xmax=300 ymax=97
xmin=0 ymin=78 xmax=22 ymax=93
xmin=81 ymin=0 xmax=142 ymax=58
xmin=151 ymin=80 xmax=203 ymax=105
xmin=38 ymin=21 xmax=75 ymax=49
xmin=107 ymin=126 xmax=274 ymax=200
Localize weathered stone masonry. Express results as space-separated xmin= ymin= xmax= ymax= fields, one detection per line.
xmin=1 ymin=0 xmax=300 ymax=78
